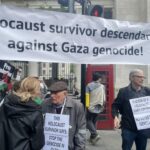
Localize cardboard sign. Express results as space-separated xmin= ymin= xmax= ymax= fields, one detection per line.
xmin=43 ymin=113 xmax=69 ymax=150
xmin=130 ymin=96 xmax=150 ymax=130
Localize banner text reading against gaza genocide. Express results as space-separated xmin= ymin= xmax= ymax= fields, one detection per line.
xmin=0 ymin=5 xmax=150 ymax=64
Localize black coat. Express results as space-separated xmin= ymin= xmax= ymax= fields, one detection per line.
xmin=0 ymin=94 xmax=45 ymax=150
xmin=112 ymin=84 xmax=150 ymax=136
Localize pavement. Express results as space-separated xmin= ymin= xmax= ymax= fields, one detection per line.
xmin=86 ymin=129 xmax=150 ymax=150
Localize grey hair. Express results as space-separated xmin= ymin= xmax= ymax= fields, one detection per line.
xmin=129 ymin=69 xmax=143 ymax=80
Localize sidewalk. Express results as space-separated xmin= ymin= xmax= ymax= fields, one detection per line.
xmin=86 ymin=129 xmax=121 ymax=150
xmin=86 ymin=129 xmax=150 ymax=150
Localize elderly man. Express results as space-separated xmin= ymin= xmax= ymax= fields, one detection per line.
xmin=42 ymin=80 xmax=86 ymax=150
xmin=112 ymin=69 xmax=150 ymax=150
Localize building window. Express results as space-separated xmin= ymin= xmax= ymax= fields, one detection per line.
xmin=49 ymin=63 xmax=52 ymax=68
xmin=43 ymin=70 xmax=46 ymax=75
xmin=62 ymin=63 xmax=65 ymax=68
xmin=104 ymin=8 xmax=113 ymax=19
xmin=43 ymin=63 xmax=46 ymax=68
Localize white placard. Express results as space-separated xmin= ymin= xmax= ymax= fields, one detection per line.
xmin=130 ymin=96 xmax=150 ymax=130
xmin=43 ymin=113 xmax=69 ymax=150
xmin=1 ymin=5 xmax=150 ymax=64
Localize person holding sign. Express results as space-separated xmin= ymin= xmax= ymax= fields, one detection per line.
xmin=112 ymin=69 xmax=150 ymax=150
xmin=42 ymin=80 xmax=86 ymax=150
xmin=0 ymin=76 xmax=45 ymax=150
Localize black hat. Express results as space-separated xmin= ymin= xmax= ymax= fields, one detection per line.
xmin=49 ymin=81 xmax=68 ymax=92
xmin=92 ymin=72 xmax=102 ymax=81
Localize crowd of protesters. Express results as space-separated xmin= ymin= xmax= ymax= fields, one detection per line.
xmin=0 ymin=68 xmax=150 ymax=150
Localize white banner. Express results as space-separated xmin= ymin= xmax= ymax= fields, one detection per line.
xmin=130 ymin=96 xmax=150 ymax=130
xmin=1 ymin=5 xmax=150 ymax=64
xmin=43 ymin=113 xmax=69 ymax=150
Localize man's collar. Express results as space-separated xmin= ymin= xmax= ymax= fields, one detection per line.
xmin=130 ymin=83 xmax=142 ymax=91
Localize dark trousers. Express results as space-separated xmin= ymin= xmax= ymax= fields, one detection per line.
xmin=86 ymin=110 xmax=99 ymax=138
xmin=121 ymin=128 xmax=147 ymax=150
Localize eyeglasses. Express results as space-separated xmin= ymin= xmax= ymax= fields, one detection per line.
xmin=133 ymin=75 xmax=146 ymax=79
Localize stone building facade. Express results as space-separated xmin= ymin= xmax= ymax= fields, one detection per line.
xmin=1 ymin=0 xmax=150 ymax=95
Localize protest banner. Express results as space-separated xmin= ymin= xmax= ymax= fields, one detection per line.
xmin=0 ymin=5 xmax=150 ymax=64
xmin=130 ymin=96 xmax=150 ymax=130
xmin=43 ymin=113 xmax=69 ymax=150
xmin=0 ymin=60 xmax=15 ymax=82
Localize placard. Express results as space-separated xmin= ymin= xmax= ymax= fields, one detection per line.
xmin=43 ymin=113 xmax=69 ymax=150
xmin=130 ymin=96 xmax=150 ymax=130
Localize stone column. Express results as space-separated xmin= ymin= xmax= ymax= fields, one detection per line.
xmin=74 ymin=64 xmax=81 ymax=92
xmin=147 ymin=0 xmax=150 ymax=22
xmin=28 ymin=62 xmax=39 ymax=76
